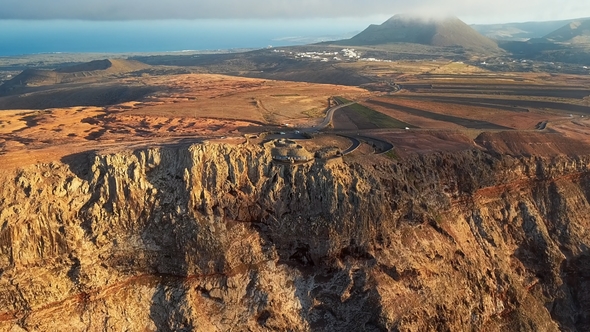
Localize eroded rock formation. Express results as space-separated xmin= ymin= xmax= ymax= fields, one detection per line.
xmin=1 ymin=143 xmax=590 ymax=331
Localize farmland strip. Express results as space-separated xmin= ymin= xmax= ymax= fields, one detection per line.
xmin=367 ymin=100 xmax=511 ymax=130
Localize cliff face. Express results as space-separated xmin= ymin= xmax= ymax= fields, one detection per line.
xmin=1 ymin=143 xmax=590 ymax=331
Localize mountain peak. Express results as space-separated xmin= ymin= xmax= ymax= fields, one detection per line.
xmin=543 ymin=19 xmax=590 ymax=44
xmin=384 ymin=14 xmax=459 ymax=24
xmin=340 ymin=14 xmax=500 ymax=53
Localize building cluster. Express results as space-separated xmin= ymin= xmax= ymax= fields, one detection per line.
xmin=340 ymin=49 xmax=360 ymax=59
xmin=359 ymin=57 xmax=392 ymax=62
xmin=271 ymin=48 xmax=390 ymax=64
xmin=293 ymin=51 xmax=340 ymax=62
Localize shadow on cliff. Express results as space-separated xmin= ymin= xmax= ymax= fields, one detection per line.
xmin=514 ymin=188 xmax=590 ymax=331
xmin=255 ymin=226 xmax=388 ymax=331
xmin=61 ymin=150 xmax=102 ymax=241
xmin=556 ymin=248 xmax=590 ymax=331
xmin=252 ymin=162 xmax=388 ymax=331
xmin=295 ymin=249 xmax=387 ymax=331
xmin=525 ymin=245 xmax=590 ymax=331
xmin=60 ymin=150 xmax=97 ymax=181
xmin=135 ymin=147 xmax=219 ymax=331
xmin=62 ymin=146 xmax=215 ymax=330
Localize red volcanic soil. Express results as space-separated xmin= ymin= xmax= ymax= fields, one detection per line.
xmin=366 ymin=127 xmax=590 ymax=159
xmin=475 ymin=131 xmax=590 ymax=157
xmin=372 ymin=130 xmax=478 ymax=157
xmin=0 ymin=74 xmax=369 ymax=170
xmin=366 ymin=97 xmax=569 ymax=131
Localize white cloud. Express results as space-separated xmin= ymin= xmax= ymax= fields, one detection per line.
xmin=0 ymin=0 xmax=589 ymax=23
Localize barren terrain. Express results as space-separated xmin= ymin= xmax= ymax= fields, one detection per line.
xmin=2 ymin=49 xmax=590 ymax=332
xmin=3 ymin=13 xmax=590 ymax=331
xmin=2 ymin=58 xmax=590 ymax=169
xmin=2 ymin=64 xmax=590 ymax=168
xmin=0 ymin=73 xmax=369 ymax=169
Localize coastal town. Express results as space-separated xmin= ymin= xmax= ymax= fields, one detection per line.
xmin=273 ymin=48 xmax=393 ymax=63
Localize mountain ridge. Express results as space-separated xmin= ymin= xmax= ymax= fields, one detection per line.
xmin=0 ymin=58 xmax=150 ymax=96
xmin=336 ymin=14 xmax=500 ymax=53
xmin=471 ymin=17 xmax=590 ymax=41
xmin=543 ymin=19 xmax=590 ymax=44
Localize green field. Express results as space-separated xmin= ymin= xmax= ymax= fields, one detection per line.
xmin=333 ymin=96 xmax=416 ymax=129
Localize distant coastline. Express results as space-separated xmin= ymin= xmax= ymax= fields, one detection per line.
xmin=0 ymin=19 xmax=363 ymax=56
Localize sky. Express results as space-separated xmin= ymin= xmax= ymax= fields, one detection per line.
xmin=0 ymin=19 xmax=371 ymax=55
xmin=1 ymin=0 xmax=590 ymax=23
xmin=1 ymin=0 xmax=589 ymax=55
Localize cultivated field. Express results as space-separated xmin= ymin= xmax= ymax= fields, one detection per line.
xmin=330 ymin=97 xmax=414 ymax=130
xmin=321 ymin=66 xmax=590 ymax=156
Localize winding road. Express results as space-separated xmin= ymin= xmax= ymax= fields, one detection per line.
xmin=304 ymin=97 xmax=396 ymax=155
xmin=340 ymin=135 xmax=361 ymax=155
xmin=315 ymin=101 xmax=355 ymax=130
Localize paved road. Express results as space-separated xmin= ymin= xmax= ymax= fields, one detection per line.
xmin=357 ymin=135 xmax=394 ymax=154
xmin=271 ymin=96 xmax=396 ymax=156
xmin=340 ymin=135 xmax=361 ymax=155
xmin=315 ymin=102 xmax=355 ymax=130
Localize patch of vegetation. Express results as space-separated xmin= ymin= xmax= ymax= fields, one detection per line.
xmin=332 ymin=96 xmax=415 ymax=129
xmin=262 ymin=112 xmax=277 ymax=124
xmin=384 ymin=149 xmax=399 ymax=160
xmin=343 ymin=102 xmax=416 ymax=129
xmin=302 ymin=107 xmax=324 ymax=118
xmin=333 ymin=96 xmax=352 ymax=104
xmin=369 ymin=99 xmax=511 ymax=129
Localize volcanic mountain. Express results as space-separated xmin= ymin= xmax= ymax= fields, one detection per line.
xmin=0 ymin=59 xmax=150 ymax=95
xmin=472 ymin=18 xmax=589 ymax=41
xmin=0 ymin=59 xmax=156 ymax=108
xmin=54 ymin=58 xmax=149 ymax=74
xmin=339 ymin=14 xmax=500 ymax=53
xmin=543 ymin=19 xmax=590 ymax=44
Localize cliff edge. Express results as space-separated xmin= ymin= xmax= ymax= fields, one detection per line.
xmin=1 ymin=143 xmax=590 ymax=331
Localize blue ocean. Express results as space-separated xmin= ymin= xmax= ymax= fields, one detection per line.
xmin=0 ymin=19 xmax=378 ymax=56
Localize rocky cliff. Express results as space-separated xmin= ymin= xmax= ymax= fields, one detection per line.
xmin=1 ymin=142 xmax=590 ymax=331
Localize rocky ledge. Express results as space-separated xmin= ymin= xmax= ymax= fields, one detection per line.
xmin=1 ymin=142 xmax=590 ymax=331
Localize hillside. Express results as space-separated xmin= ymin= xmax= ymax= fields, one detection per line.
xmin=0 ymin=59 xmax=150 ymax=95
xmin=338 ymin=15 xmax=500 ymax=53
xmin=55 ymin=58 xmax=149 ymax=74
xmin=498 ymin=19 xmax=590 ymax=65
xmin=472 ymin=18 xmax=583 ymax=41
xmin=544 ymin=19 xmax=590 ymax=44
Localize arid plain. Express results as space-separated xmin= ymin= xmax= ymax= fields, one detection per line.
xmin=2 ymin=58 xmax=590 ymax=168
xmin=3 ymin=14 xmax=590 ymax=330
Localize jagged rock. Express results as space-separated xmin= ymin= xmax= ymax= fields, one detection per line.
xmin=0 ymin=143 xmax=589 ymax=331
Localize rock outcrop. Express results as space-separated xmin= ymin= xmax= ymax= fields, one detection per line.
xmin=1 ymin=143 xmax=590 ymax=331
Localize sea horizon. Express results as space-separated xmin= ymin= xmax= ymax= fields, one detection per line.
xmin=0 ymin=18 xmax=381 ymax=56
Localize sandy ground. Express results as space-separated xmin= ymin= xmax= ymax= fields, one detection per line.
xmin=120 ymin=73 xmax=370 ymax=126
xmin=2 ymin=71 xmax=590 ymax=170
xmin=0 ymin=74 xmax=370 ymax=170
xmin=366 ymin=97 xmax=570 ymax=130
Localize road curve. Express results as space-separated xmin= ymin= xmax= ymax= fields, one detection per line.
xmin=316 ymin=102 xmax=355 ymax=130
xmin=339 ymin=135 xmax=361 ymax=155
